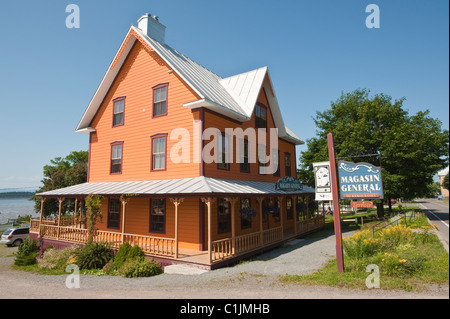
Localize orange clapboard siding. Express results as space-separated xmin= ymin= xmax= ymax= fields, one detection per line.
xmin=89 ymin=41 xmax=201 ymax=182
xmin=203 ymin=85 xmax=296 ymax=182
xmin=96 ymin=197 xmax=200 ymax=250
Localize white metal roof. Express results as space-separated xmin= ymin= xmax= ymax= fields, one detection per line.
xmin=76 ymin=23 xmax=304 ymax=145
xmin=36 ymin=177 xmax=314 ymax=198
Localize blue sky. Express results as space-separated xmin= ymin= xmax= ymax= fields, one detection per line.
xmin=0 ymin=0 xmax=448 ymax=189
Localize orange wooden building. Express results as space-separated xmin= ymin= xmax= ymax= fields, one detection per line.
xmin=31 ymin=14 xmax=324 ymax=269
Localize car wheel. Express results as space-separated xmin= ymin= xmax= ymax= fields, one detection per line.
xmin=12 ymin=239 xmax=23 ymax=247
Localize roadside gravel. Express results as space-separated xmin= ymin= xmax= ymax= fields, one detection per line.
xmin=0 ymin=230 xmax=448 ymax=299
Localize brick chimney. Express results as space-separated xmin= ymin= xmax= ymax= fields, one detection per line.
xmin=137 ymin=13 xmax=166 ymax=43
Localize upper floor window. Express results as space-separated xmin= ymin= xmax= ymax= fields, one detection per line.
xmin=285 ymin=153 xmax=291 ymax=177
xmin=152 ymin=134 xmax=167 ymax=170
xmin=273 ymin=150 xmax=280 ymax=177
xmin=255 ymin=104 xmax=267 ymax=129
xmin=218 ymin=132 xmax=229 ymax=170
xmin=110 ymin=142 xmax=123 ymax=174
xmin=239 ymin=139 xmax=250 ymax=173
xmin=113 ymin=97 xmax=125 ymax=126
xmin=153 ymin=84 xmax=168 ymax=117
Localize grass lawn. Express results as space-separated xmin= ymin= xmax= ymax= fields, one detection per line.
xmin=281 ymin=209 xmax=449 ymax=291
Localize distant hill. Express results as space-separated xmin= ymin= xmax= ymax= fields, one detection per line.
xmin=0 ymin=192 xmax=35 ymax=199
xmin=0 ymin=187 xmax=38 ymax=194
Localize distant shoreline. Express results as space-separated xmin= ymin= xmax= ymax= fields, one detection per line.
xmin=0 ymin=192 xmax=34 ymax=200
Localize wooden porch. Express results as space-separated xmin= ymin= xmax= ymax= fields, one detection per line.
xmin=30 ymin=215 xmax=325 ymax=269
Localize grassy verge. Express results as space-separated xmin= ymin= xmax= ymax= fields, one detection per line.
xmin=281 ymin=212 xmax=449 ymax=291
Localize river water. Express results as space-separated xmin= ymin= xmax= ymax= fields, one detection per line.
xmin=0 ymin=198 xmax=38 ymax=224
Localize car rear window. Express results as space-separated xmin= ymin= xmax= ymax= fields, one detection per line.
xmin=2 ymin=229 xmax=12 ymax=235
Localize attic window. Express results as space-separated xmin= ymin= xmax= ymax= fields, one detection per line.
xmin=153 ymin=83 xmax=168 ymax=117
xmin=255 ymin=104 xmax=267 ymax=129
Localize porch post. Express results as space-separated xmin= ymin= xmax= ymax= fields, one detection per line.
xmin=293 ymin=196 xmax=298 ymax=235
xmin=256 ymin=197 xmax=264 ymax=246
xmin=39 ymin=198 xmax=46 ymax=238
xmin=79 ymin=198 xmax=85 ymax=228
xmin=225 ymin=197 xmax=238 ymax=254
xmin=120 ymin=196 xmax=130 ymax=244
xmin=277 ymin=196 xmax=284 ymax=240
xmin=170 ymin=198 xmax=184 ymax=259
xmin=201 ymin=197 xmax=215 ymax=264
xmin=74 ymin=198 xmax=78 ymax=226
xmin=57 ymin=197 xmax=64 ymax=239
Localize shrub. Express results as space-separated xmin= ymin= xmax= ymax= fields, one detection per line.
xmin=38 ymin=246 xmax=79 ymax=270
xmin=113 ymin=242 xmax=132 ymax=269
xmin=102 ymin=259 xmax=117 ymax=275
xmin=75 ymin=241 xmax=113 ymax=270
xmin=114 ymin=242 xmax=145 ymax=269
xmin=118 ymin=258 xmax=163 ymax=278
xmin=14 ymin=238 xmax=39 ymax=266
xmin=128 ymin=244 xmax=145 ymax=260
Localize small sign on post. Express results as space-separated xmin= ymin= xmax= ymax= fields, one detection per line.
xmin=351 ymin=201 xmax=374 ymax=209
xmin=313 ymin=161 xmax=333 ymax=201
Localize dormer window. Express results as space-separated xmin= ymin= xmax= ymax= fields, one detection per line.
xmin=113 ymin=97 xmax=125 ymax=126
xmin=153 ymin=83 xmax=168 ymax=117
xmin=255 ymin=104 xmax=267 ymax=129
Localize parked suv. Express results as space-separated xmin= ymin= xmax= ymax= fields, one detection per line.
xmin=1 ymin=227 xmax=29 ymax=246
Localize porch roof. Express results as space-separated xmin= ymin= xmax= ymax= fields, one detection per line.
xmin=36 ymin=176 xmax=314 ymax=198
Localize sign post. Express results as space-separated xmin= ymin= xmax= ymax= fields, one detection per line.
xmin=327 ymin=133 xmax=344 ymax=273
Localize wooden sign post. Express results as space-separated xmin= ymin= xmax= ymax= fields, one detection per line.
xmin=327 ymin=132 xmax=345 ymax=273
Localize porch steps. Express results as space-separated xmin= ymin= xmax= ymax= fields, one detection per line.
xmin=163 ymin=264 xmax=209 ymax=275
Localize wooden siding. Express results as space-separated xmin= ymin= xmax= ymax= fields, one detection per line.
xmin=88 ymin=41 xmax=201 ymax=182
xmin=203 ymin=85 xmax=297 ymax=182
xmin=96 ymin=197 xmax=200 ymax=250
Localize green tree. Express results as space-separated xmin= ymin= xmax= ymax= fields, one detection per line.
xmin=31 ymin=151 xmax=88 ymax=217
xmin=85 ymin=193 xmax=104 ymax=243
xmin=299 ymin=89 xmax=448 ymax=211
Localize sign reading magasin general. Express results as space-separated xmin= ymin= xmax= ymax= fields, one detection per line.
xmin=338 ymin=161 xmax=384 ymax=199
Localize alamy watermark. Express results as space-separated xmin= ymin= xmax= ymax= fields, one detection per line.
xmin=66 ymin=4 xmax=80 ymax=29
xmin=158 ymin=122 xmax=280 ymax=174
xmin=65 ymin=264 xmax=80 ymax=289
xmin=365 ymin=264 xmax=380 ymax=288
xmin=365 ymin=4 xmax=380 ymax=29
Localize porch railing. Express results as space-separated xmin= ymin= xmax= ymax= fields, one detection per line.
xmin=31 ymin=220 xmax=175 ymax=258
xmin=211 ymin=216 xmax=325 ymax=262
xmin=32 ymin=215 xmax=325 ymax=263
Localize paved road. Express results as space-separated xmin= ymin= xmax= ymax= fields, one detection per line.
xmin=417 ymin=198 xmax=449 ymax=252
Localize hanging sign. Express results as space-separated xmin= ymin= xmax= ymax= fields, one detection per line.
xmin=275 ymin=176 xmax=303 ymax=191
xmin=338 ymin=161 xmax=383 ymax=199
xmin=313 ymin=161 xmax=333 ymax=201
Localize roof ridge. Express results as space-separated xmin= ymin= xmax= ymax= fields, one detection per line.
xmin=161 ymin=42 xmax=223 ymax=80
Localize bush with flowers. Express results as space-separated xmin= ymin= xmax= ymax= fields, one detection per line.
xmin=343 ymin=223 xmax=437 ymax=277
